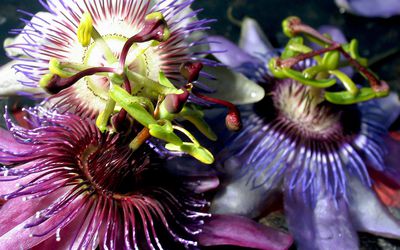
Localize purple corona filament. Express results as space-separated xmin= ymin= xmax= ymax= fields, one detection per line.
xmin=0 ymin=109 xmax=210 ymax=249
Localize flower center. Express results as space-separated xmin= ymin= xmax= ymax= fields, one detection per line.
xmin=77 ymin=139 xmax=151 ymax=198
xmin=80 ymin=34 xmax=157 ymax=100
xmin=273 ymin=79 xmax=342 ymax=137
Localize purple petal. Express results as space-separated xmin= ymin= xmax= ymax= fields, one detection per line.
xmin=347 ymin=176 xmax=400 ymax=238
xmin=0 ymin=128 xmax=33 ymax=155
xmin=0 ymin=196 xmax=47 ymax=237
xmin=335 ymin=0 xmax=400 ymax=18
xmin=0 ymin=195 xmax=84 ymax=249
xmin=210 ymin=156 xmax=281 ymax=218
xmin=384 ymin=135 xmax=400 ymax=173
xmin=198 ymin=214 xmax=293 ymax=250
xmin=373 ymin=93 xmax=400 ymax=128
xmin=31 ymin=206 xmax=89 ymax=250
xmin=369 ymin=136 xmax=400 ymax=189
xmin=239 ymin=17 xmax=276 ymax=59
xmin=208 ymin=36 xmax=261 ymax=69
xmin=318 ymin=26 xmax=348 ymax=44
xmin=284 ymin=181 xmax=359 ymax=250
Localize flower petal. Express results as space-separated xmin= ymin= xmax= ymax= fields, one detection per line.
xmin=208 ymin=36 xmax=262 ymax=69
xmin=335 ymin=0 xmax=400 ymax=18
xmin=284 ymin=181 xmax=359 ymax=250
xmin=0 ymin=128 xmax=33 ymax=155
xmin=347 ymin=176 xmax=400 ymax=238
xmin=30 ymin=204 xmax=90 ymax=250
xmin=372 ymin=93 xmax=400 ymax=128
xmin=239 ymin=17 xmax=276 ymax=60
xmin=0 ymin=188 xmax=67 ymax=237
xmin=4 ymin=12 xmax=53 ymax=58
xmin=0 ymin=196 xmax=84 ymax=249
xmin=199 ymin=66 xmax=265 ymax=105
xmin=198 ymin=214 xmax=293 ymax=250
xmin=0 ymin=61 xmax=43 ymax=97
xmin=210 ymin=157 xmax=281 ymax=218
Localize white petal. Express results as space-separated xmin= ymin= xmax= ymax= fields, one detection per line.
xmin=4 ymin=12 xmax=53 ymax=57
xmin=0 ymin=61 xmax=44 ymax=97
xmin=199 ymin=66 xmax=265 ymax=105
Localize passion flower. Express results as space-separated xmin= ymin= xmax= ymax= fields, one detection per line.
xmin=208 ymin=16 xmax=400 ymax=249
xmin=8 ymin=0 xmax=212 ymax=117
xmin=0 ymin=108 xmax=214 ymax=249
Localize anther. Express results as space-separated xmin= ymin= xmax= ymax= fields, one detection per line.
xmin=180 ymin=62 xmax=203 ymax=83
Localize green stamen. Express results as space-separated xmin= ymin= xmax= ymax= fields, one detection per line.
xmin=109 ymin=85 xmax=157 ymax=127
xmin=77 ymin=12 xmax=117 ymax=64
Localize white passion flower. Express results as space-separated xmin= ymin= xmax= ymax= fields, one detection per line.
xmin=6 ymin=0 xmax=213 ymax=118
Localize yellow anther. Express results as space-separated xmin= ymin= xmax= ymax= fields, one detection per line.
xmin=145 ymin=12 xmax=165 ymax=22
xmin=145 ymin=12 xmax=171 ymax=42
xmin=77 ymin=12 xmax=94 ymax=47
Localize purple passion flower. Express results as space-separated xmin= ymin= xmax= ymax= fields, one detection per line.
xmin=209 ymin=16 xmax=400 ymax=249
xmin=0 ymin=108 xmax=212 ymax=249
xmin=335 ymin=0 xmax=400 ymax=18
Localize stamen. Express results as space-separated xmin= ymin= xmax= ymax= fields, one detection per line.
xmin=77 ymin=12 xmax=117 ymax=64
xmin=119 ymin=12 xmax=170 ymax=69
xmin=77 ymin=12 xmax=94 ymax=47
xmin=129 ymin=128 xmax=151 ymax=151
xmin=163 ymin=88 xmax=190 ymax=114
xmin=277 ymin=43 xmax=341 ymax=69
xmin=275 ymin=16 xmax=390 ymax=103
xmin=193 ymin=92 xmax=242 ymax=132
xmin=180 ymin=62 xmax=203 ymax=83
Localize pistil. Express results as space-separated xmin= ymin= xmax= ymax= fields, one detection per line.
xmin=119 ymin=12 xmax=170 ymax=70
xmin=40 ymin=66 xmax=117 ymax=94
